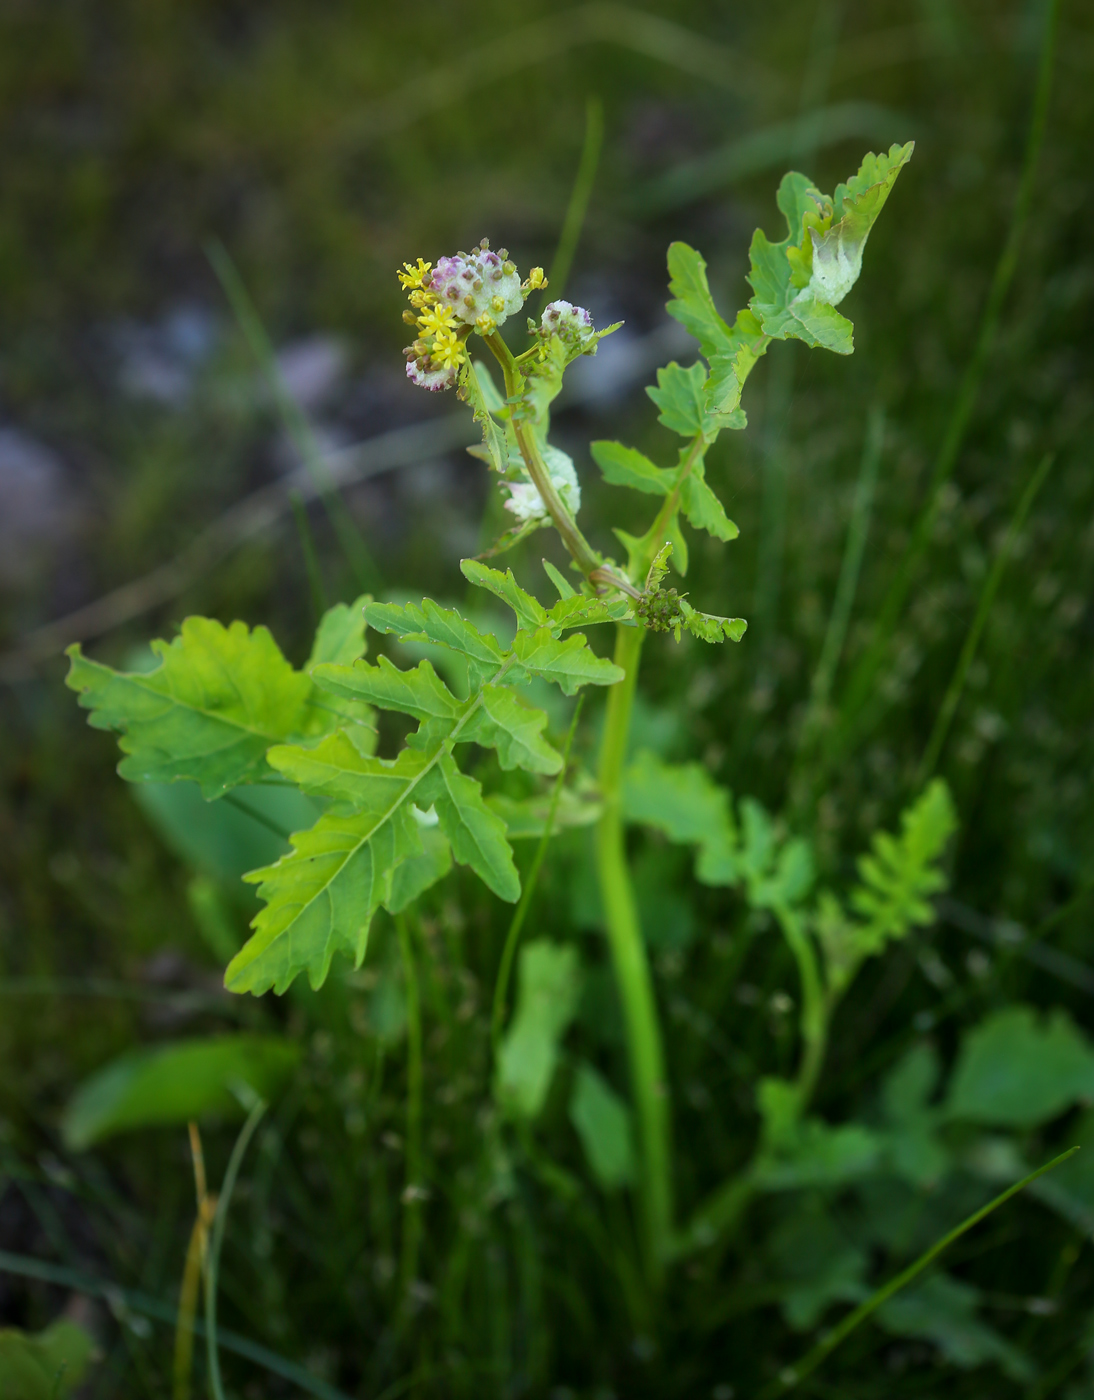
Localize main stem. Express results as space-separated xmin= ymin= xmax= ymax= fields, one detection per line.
xmin=596 ymin=622 xmax=672 ymax=1286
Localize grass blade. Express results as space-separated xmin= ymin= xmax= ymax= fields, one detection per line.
xmin=761 ymin=1145 xmax=1079 ymax=1397
xmin=916 ymin=451 xmax=1053 ymax=783
xmin=541 ymin=97 xmax=604 ymax=307
xmin=205 ymin=1098 xmax=267 ymax=1400
xmin=206 ymin=239 xmax=379 ymax=594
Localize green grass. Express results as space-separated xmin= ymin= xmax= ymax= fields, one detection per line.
xmin=2 ymin=1 xmax=1094 ymax=1396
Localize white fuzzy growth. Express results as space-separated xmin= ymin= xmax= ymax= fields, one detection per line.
xmin=503 ymin=444 xmax=581 ymax=521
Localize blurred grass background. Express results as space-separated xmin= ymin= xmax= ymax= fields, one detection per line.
xmin=1 ymin=0 xmax=1093 ymax=1395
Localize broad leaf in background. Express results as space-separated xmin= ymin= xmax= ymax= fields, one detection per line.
xmin=133 ymin=778 xmax=320 ymax=888
xmin=0 ymin=1321 xmax=96 ymax=1400
xmin=66 ymin=603 xmax=373 ymax=799
xmin=621 ymin=749 xmax=738 ymax=882
xmin=876 ymin=1273 xmax=1032 ymax=1382
xmin=944 ymin=1005 xmax=1094 ymax=1129
xmin=569 ymin=1061 xmax=635 ymax=1189
xmin=495 ymin=941 xmax=582 ymax=1118
xmin=62 ymin=1034 xmax=299 ymax=1149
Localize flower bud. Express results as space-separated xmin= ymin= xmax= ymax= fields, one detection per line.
xmin=540 ymin=300 xmax=595 ymax=345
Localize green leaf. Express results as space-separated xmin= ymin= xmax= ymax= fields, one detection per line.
xmin=621 ymin=749 xmax=738 ymax=884
xmin=542 ymin=558 xmax=577 ymax=600
xmin=943 ymin=1005 xmax=1094 ymax=1129
xmin=364 ymin=598 xmax=505 ymax=672
xmin=665 ymin=241 xmax=735 ymax=359
xmin=679 ymin=599 xmax=747 ymax=644
xmin=876 ymin=1274 xmax=1032 ymax=1383
xmin=62 ymin=1034 xmax=300 ymax=1148
xmin=646 ymin=361 xmax=713 ymax=437
xmin=511 ymin=628 xmax=624 ymax=695
xmin=459 ymin=558 xmax=548 ymax=632
xmin=495 ymin=941 xmax=582 ymax=1118
xmin=421 ymin=751 xmax=520 ymax=902
xmin=488 ymin=785 xmax=602 ymax=839
xmin=65 ymin=618 xmax=352 ymax=800
xmin=754 ymin=1078 xmax=882 ymax=1190
xmin=306 ymin=595 xmax=370 ymax=668
xmin=813 ymin=141 xmax=915 ymax=307
xmin=229 ymin=740 xmax=433 ymax=992
xmin=849 ymin=779 xmax=956 ymax=950
xmin=461 ymin=685 xmax=562 ymax=775
xmin=314 ymin=655 xmax=460 ymax=722
xmin=679 ymin=459 xmax=739 ymax=541
xmin=461 ymin=359 xmax=510 ymax=475
xmin=384 ymin=821 xmax=452 ymax=914
xmin=590 ymin=440 xmax=672 ymax=496
xmin=133 ymin=779 xmax=320 ymax=887
xmin=547 ymin=594 xmax=632 ymax=631
xmin=569 ymin=1062 xmax=635 ymax=1189
xmin=0 ymin=1321 xmax=96 ymax=1400
xmin=746 ymin=144 xmax=913 ymax=353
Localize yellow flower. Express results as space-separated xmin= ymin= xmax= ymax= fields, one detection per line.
xmin=397 ymin=258 xmax=432 ymax=290
xmin=525 ymin=266 xmax=547 ymax=290
xmin=417 ymin=303 xmax=459 ymax=337
xmin=431 ymin=329 xmax=465 ymax=371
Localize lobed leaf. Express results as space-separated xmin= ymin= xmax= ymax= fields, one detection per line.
xmin=314 ymin=655 xmax=460 ymax=722
xmin=665 ymin=241 xmax=735 ymax=359
xmin=384 ymin=822 xmax=452 ymax=915
xmin=466 ymin=684 xmax=563 ymax=775
xmin=364 ymin=597 xmax=505 ymax=671
xmin=460 ymin=558 xmax=548 ymax=632
xmin=590 ymin=440 xmax=672 ymax=496
xmin=679 ymin=599 xmax=748 ymax=644
xmin=306 ymin=595 xmax=370 ymax=668
xmin=679 ymin=458 xmax=739 ymax=542
xmin=421 ymin=751 xmax=520 ymax=902
xmin=66 ymin=617 xmax=361 ymax=800
xmin=621 ymin=749 xmax=738 ymax=885
xmin=849 ymin=778 xmax=956 ymax=949
xmin=646 ymin=361 xmax=716 ymax=438
xmin=511 ymin=628 xmax=624 ymax=695
xmin=229 ymin=740 xmax=435 ymax=992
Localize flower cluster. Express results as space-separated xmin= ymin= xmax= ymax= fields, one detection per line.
xmin=636 ymin=586 xmax=687 ymax=633
xmin=399 ymin=238 xmax=547 ymax=391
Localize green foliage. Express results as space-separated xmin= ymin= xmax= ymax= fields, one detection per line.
xmin=569 ymin=1062 xmax=635 ymax=1189
xmin=0 ymin=1322 xmax=96 ymax=1400
xmin=746 ymin=143 xmax=914 ymax=353
xmin=943 ymin=1005 xmax=1094 ymax=1128
xmin=65 ymin=601 xmax=372 ymax=799
xmin=61 ymin=1034 xmax=300 ymax=1148
xmin=848 ymin=778 xmax=958 ymax=948
xmin=495 ymin=941 xmax=582 ymax=1118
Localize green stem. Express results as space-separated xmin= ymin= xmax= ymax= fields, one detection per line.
xmin=396 ymin=913 xmax=424 ymax=1310
xmin=491 ymin=699 xmax=584 ymax=1057
xmin=482 ymin=332 xmax=601 ymax=578
xmin=595 ymin=622 xmax=672 ymax=1285
xmin=774 ymin=904 xmax=828 ymax=1108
